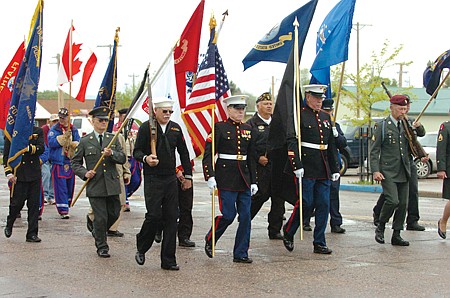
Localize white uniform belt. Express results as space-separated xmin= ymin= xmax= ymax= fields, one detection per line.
xmin=301 ymin=142 xmax=328 ymax=150
xmin=218 ymin=154 xmax=247 ymax=160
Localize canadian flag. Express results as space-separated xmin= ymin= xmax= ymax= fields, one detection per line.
xmin=57 ymin=24 xmax=97 ymax=102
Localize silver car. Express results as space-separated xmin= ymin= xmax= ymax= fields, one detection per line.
xmin=416 ymin=132 xmax=438 ymax=179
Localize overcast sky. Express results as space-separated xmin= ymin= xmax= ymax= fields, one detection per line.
xmin=1 ymin=0 xmax=449 ymax=99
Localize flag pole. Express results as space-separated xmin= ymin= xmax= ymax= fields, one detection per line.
xmin=415 ymin=70 xmax=450 ymax=124
xmin=293 ymin=17 xmax=303 ymax=241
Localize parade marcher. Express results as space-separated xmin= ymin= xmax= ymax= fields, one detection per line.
xmin=133 ymin=97 xmax=192 ymax=270
xmin=86 ymin=132 xmax=131 ymax=237
xmin=41 ymin=113 xmax=58 ymax=205
xmin=372 ymin=96 xmax=426 ymax=231
xmin=282 ymin=85 xmax=340 ymax=254
xmin=247 ymin=92 xmax=285 ymax=240
xmin=48 ymin=108 xmax=80 ymax=219
xmin=72 ymin=106 xmax=126 ymax=258
xmin=203 ymin=95 xmax=257 ymax=263
xmin=3 ymin=126 xmax=45 ymax=242
xmin=321 ymin=99 xmax=347 ymax=233
xmin=370 ymin=94 xmax=411 ymax=246
xmin=437 ymin=121 xmax=450 ymax=239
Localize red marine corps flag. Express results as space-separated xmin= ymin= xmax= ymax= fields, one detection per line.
xmin=0 ymin=42 xmax=25 ymax=129
xmin=57 ymin=23 xmax=97 ymax=102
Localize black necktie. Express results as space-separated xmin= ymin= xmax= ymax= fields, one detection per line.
xmin=397 ymin=121 xmax=401 ymax=132
xmin=99 ymin=134 xmax=103 ymax=147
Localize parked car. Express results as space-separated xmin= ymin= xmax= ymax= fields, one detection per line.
xmin=70 ymin=116 xmax=93 ymax=137
xmin=337 ymin=118 xmax=383 ymax=175
xmin=415 ymin=131 xmax=438 ymax=179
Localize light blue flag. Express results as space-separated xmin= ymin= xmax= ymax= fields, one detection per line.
xmin=310 ymin=0 xmax=356 ymax=98
xmin=242 ymin=0 xmax=318 ymax=71
xmin=5 ymin=0 xmax=43 ymax=172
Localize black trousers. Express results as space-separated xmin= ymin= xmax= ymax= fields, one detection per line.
xmin=137 ymin=174 xmax=178 ymax=267
xmin=177 ymin=180 xmax=193 ymax=241
xmin=373 ymin=161 xmax=419 ymax=224
xmin=89 ymin=195 xmax=120 ymax=252
xmin=250 ymin=163 xmax=285 ymax=235
xmin=7 ymin=179 xmax=40 ymax=238
xmin=329 ymin=178 xmax=343 ymax=227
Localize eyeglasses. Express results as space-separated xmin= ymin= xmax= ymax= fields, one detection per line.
xmin=97 ymin=118 xmax=109 ymax=123
xmin=162 ymin=110 xmax=174 ymax=114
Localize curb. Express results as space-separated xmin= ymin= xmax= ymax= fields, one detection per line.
xmin=341 ymin=183 xmax=442 ymax=198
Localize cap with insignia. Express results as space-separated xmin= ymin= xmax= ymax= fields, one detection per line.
xmin=304 ymin=84 xmax=327 ymax=98
xmin=321 ymin=99 xmax=334 ymax=110
xmin=118 ymin=108 xmax=128 ymax=115
xmin=49 ymin=114 xmax=59 ymax=122
xmin=256 ymin=92 xmax=272 ymax=103
xmin=153 ymin=97 xmax=174 ymax=108
xmin=390 ymin=94 xmax=408 ymax=106
xmin=224 ymin=95 xmax=248 ymax=109
xmin=89 ymin=106 xmax=111 ymax=119
xmin=58 ymin=107 xmax=69 ymax=117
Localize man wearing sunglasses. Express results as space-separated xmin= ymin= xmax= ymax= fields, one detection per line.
xmin=72 ymin=106 xmax=126 ymax=258
xmin=133 ymin=97 xmax=192 ymax=271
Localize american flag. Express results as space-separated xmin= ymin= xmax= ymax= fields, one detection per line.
xmin=182 ymin=26 xmax=230 ymax=153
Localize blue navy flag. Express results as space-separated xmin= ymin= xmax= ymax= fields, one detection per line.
xmin=423 ymin=50 xmax=450 ymax=96
xmin=94 ymin=28 xmax=119 ymax=132
xmin=5 ymin=0 xmax=43 ymax=172
xmin=310 ymin=0 xmax=356 ymax=99
xmin=242 ymin=0 xmax=318 ymax=71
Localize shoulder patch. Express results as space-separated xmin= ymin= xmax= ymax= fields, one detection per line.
xmin=439 ymin=133 xmax=444 ymax=142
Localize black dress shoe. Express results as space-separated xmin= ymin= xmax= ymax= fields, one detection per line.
xmin=313 ymin=244 xmax=332 ymax=254
xmin=283 ymin=234 xmax=294 ymax=252
xmin=107 ymin=230 xmax=124 ymax=237
xmin=406 ymin=222 xmax=425 ymax=231
xmin=97 ymin=250 xmax=111 ymax=258
xmin=331 ymin=225 xmax=346 ymax=234
xmin=375 ymin=226 xmax=385 ymax=244
xmin=204 ymin=240 xmax=213 ymax=258
xmin=26 ymin=235 xmax=42 ymax=243
xmin=161 ymin=264 xmax=180 ymax=270
xmin=4 ymin=226 xmax=12 ymax=238
xmin=86 ymin=215 xmax=93 ymax=232
xmin=179 ymin=238 xmax=196 ymax=247
xmin=135 ymin=251 xmax=145 ymax=265
xmin=438 ymin=219 xmax=447 ymax=239
xmin=269 ymin=232 xmax=283 ymax=240
xmin=303 ymin=224 xmax=312 ymax=231
xmin=154 ymin=232 xmax=162 ymax=243
xmin=233 ymin=257 xmax=253 ymax=263
xmin=391 ymin=234 xmax=409 ymax=246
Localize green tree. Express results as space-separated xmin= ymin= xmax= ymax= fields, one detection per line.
xmin=337 ymin=40 xmax=407 ymax=126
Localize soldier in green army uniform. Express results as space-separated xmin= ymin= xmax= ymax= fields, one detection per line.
xmin=370 ymin=94 xmax=411 ymax=246
xmin=71 ymin=106 xmax=126 ymax=258
xmin=437 ymin=121 xmax=450 ymax=239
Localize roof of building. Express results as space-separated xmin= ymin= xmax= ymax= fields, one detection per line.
xmin=38 ymin=99 xmax=96 ymax=116
xmin=342 ymin=86 xmax=450 ymax=116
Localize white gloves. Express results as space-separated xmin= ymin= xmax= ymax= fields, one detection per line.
xmin=332 ymin=127 xmax=339 ymax=137
xmin=251 ymin=184 xmax=258 ymax=196
xmin=207 ymin=177 xmax=217 ymax=190
xmin=331 ymin=173 xmax=340 ymax=181
xmin=294 ymin=168 xmax=304 ymax=179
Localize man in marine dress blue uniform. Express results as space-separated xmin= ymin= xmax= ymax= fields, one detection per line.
xmin=203 ymin=95 xmax=258 ymax=263
xmin=282 ymin=84 xmax=340 ymax=254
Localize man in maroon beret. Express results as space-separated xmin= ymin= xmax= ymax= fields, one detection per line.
xmin=370 ymin=94 xmax=412 ymax=246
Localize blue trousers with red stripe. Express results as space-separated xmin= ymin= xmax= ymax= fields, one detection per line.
xmin=205 ymin=189 xmax=252 ymax=259
xmin=52 ymin=164 xmax=75 ymax=215
xmin=284 ymin=179 xmax=331 ymax=246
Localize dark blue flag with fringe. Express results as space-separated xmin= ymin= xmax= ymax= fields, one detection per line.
xmin=423 ymin=50 xmax=450 ymax=96
xmin=94 ymin=28 xmax=119 ymax=132
xmin=5 ymin=0 xmax=43 ymax=173
xmin=310 ymin=0 xmax=356 ymax=99
xmin=242 ymin=0 xmax=318 ymax=71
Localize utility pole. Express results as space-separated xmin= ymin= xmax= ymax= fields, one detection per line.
xmin=128 ymin=73 xmax=139 ymax=91
xmin=352 ymin=22 xmax=371 ymax=118
xmin=396 ymin=61 xmax=412 ymax=88
xmin=97 ymin=44 xmax=122 ymax=59
xmin=50 ymin=54 xmax=64 ymax=109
